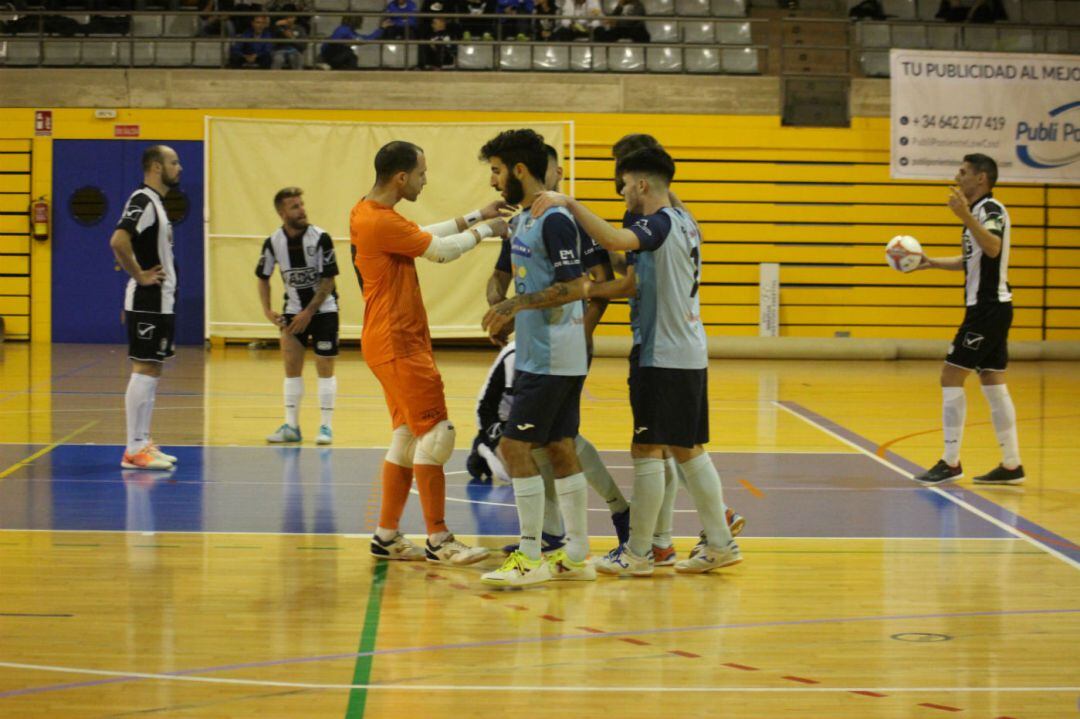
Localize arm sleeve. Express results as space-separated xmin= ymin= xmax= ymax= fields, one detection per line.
xmin=542 ymin=212 xmax=583 ymax=282
xmin=421 ymin=229 xmax=481 ymax=263
xmin=255 ymin=237 xmax=276 ymax=278
xmin=116 ymin=193 xmax=153 ymax=236
xmin=318 ymin=233 xmax=339 ymax=277
xmin=627 ymin=212 xmax=673 ymax=252
xmin=420 ymin=217 xmax=461 ymax=237
xmin=378 ymin=212 xmax=433 ymax=258
xmin=494 ymin=237 xmax=512 ymax=273
xmin=578 ymin=222 xmax=610 ymax=270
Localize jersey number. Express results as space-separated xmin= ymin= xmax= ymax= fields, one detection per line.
xmin=689 ymin=246 xmax=700 ymax=298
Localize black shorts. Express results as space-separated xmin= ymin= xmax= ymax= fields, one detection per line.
xmin=127 ymin=311 xmax=175 ymax=363
xmin=945 ymin=302 xmax=1012 ymax=372
xmin=502 ymin=371 xmax=585 ymax=445
xmin=283 ymin=312 xmax=339 ymax=357
xmin=628 ymin=344 xmax=708 ymax=448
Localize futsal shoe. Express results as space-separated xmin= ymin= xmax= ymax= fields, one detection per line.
xmin=675 ymin=541 xmax=742 ymax=574
xmin=595 ymin=544 xmax=653 ymax=577
xmin=146 ymin=441 xmax=178 ymax=464
xmin=611 ymin=508 xmax=630 ymax=546
xmin=502 ymin=531 xmax=566 ymax=556
xmin=426 ymin=534 xmax=490 ymax=565
xmin=973 ymin=464 xmax=1025 ymax=485
xmin=316 ymin=425 xmax=333 ymax=445
xmin=547 ymin=549 xmax=596 ymax=581
xmin=120 ymin=448 xmax=173 ymax=470
xmin=370 ymin=532 xmax=425 ymax=561
xmin=652 ymin=544 xmax=677 ymax=566
xmin=914 ymin=459 xmax=963 ymax=485
xmin=689 ymin=509 xmax=746 ymax=559
xmin=267 ymin=424 xmax=302 ymax=443
xmin=481 ymin=549 xmax=551 ymax=587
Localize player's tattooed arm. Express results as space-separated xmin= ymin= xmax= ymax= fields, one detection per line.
xmin=487 ymin=270 xmax=512 ymax=306
xmin=583 ymin=261 xmax=612 ymax=343
xmin=482 ymin=276 xmax=587 ymax=340
xmin=531 ymin=192 xmax=641 ymax=252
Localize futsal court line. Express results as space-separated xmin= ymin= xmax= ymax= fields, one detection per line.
xmin=0 ymin=420 xmax=100 ymax=481
xmin=774 ymin=400 xmax=1080 ymax=572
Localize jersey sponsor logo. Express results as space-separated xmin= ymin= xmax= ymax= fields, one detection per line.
xmin=516 ymin=423 xmax=535 ymax=431
xmin=511 ymin=238 xmax=532 ymax=258
xmin=123 ymin=203 xmax=145 ymax=221
xmin=282 ymin=267 xmax=319 ymax=288
xmin=633 ymin=219 xmax=653 ymax=236
xmin=962 ymin=332 xmax=985 ymax=349
xmin=136 ymin=322 xmax=155 ymax=339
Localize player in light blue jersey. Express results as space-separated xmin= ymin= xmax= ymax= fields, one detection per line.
xmin=477 ymin=129 xmax=595 ymax=588
xmin=533 ymin=145 xmax=742 ymax=576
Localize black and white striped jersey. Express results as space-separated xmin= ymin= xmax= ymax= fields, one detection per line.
xmin=117 ymin=186 xmax=176 ymax=314
xmin=963 ymin=194 xmax=1012 ymax=307
xmin=476 ymin=342 xmax=515 ymax=434
xmin=255 ymin=225 xmax=340 ymax=315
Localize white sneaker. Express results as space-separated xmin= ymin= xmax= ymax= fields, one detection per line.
xmin=425 ymin=534 xmax=490 ymax=565
xmin=481 ymin=549 xmax=551 ymax=587
xmin=595 ymin=544 xmax=653 ymax=577
xmin=370 ymin=532 xmax=425 ymax=561
xmin=547 ymin=549 xmax=596 ymax=581
xmin=120 ymin=447 xmax=173 ymax=470
xmin=675 ymin=541 xmax=742 ymax=574
xmin=267 ymin=424 xmax=302 ymax=443
xmin=146 ymin=441 xmax=178 ymax=464
xmin=316 ymin=425 xmax=333 ymax=445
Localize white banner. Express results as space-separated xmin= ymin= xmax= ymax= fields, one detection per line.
xmin=890 ymin=49 xmax=1080 ymax=185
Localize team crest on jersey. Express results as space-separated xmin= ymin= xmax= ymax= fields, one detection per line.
xmin=306 ymin=245 xmax=316 ymax=256
xmin=517 ymin=265 xmax=527 ymax=278
xmin=282 ymin=267 xmax=319 ymax=288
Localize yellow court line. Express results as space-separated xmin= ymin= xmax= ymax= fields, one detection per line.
xmin=0 ymin=420 xmax=101 ymax=481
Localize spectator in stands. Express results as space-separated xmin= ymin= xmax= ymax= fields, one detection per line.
xmin=229 ymin=12 xmax=273 ymax=67
xmin=271 ymin=4 xmax=305 ymax=68
xmin=594 ymin=0 xmax=648 ymax=42
xmin=532 ymin=0 xmax=557 ymax=39
xmin=847 ymin=0 xmax=885 ymax=20
xmin=318 ymin=14 xmax=362 ymax=68
xmin=199 ymin=0 xmax=237 ymax=36
xmin=496 ymin=0 xmax=532 ymax=39
xmin=419 ymin=13 xmax=458 ymax=67
xmin=382 ymin=0 xmax=418 ymax=39
xmin=551 ymin=0 xmax=601 ymax=40
xmin=461 ymin=0 xmax=495 ymax=40
xmin=269 ymin=0 xmax=311 ymax=32
xmin=936 ymin=0 xmax=1006 ymax=23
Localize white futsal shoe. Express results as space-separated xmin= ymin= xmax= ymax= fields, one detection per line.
xmin=481 ymin=550 xmax=552 ymax=588
xmin=425 ymin=535 xmax=490 ymax=565
xmin=146 ymin=441 xmax=178 ymax=464
xmin=595 ymin=544 xmax=653 ymax=577
xmin=547 ymin=549 xmax=596 ymax=581
xmin=675 ymin=541 xmax=742 ymax=574
xmin=267 ymin=424 xmax=302 ymax=443
xmin=370 ymin=532 xmax=425 ymax=561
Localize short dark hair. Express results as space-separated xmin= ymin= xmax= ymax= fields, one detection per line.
xmin=479 ymin=129 xmax=548 ymax=182
xmin=142 ymin=145 xmax=168 ymax=172
xmin=274 ymin=186 xmax=303 ymax=209
xmin=543 ymin=144 xmax=559 ymax=162
xmin=374 ymin=141 xmax=423 ymax=184
xmin=612 ymin=133 xmax=662 ymax=161
xmin=616 ymin=146 xmax=675 ymax=185
xmin=963 ymin=153 xmax=998 ymax=188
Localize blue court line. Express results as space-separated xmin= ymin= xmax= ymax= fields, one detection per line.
xmin=2 ymin=607 xmax=1078 ymax=700
xmin=778 ymin=400 xmax=1080 ymax=568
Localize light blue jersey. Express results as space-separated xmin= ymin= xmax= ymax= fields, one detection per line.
xmin=626 ymin=207 xmax=708 ymax=370
xmin=510 ymin=206 xmax=587 ymax=377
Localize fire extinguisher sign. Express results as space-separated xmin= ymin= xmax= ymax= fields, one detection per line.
xmin=34 ymin=110 xmax=53 ymax=137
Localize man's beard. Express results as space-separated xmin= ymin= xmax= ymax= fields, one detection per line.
xmin=163 ymin=173 xmax=181 ymax=188
xmin=504 ymin=175 xmax=525 ymax=205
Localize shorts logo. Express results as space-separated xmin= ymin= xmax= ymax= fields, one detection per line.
xmin=516 ymin=423 xmax=535 ymax=431
xmin=962 ymin=332 xmax=985 ymax=350
xmin=136 ymin=323 xmax=155 ymax=339
xmin=634 ymin=426 xmax=648 ymax=435
xmin=316 ymin=341 xmax=332 ymax=351
xmin=159 ymin=337 xmax=168 ymax=351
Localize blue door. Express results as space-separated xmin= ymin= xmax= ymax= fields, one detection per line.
xmin=52 ymin=140 xmax=204 ymax=345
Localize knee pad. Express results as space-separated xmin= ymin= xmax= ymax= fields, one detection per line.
xmin=386 ymin=425 xmax=416 ymax=468
xmin=415 ymin=420 xmax=456 ymax=465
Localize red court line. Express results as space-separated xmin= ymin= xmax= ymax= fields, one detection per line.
xmin=849 ymin=690 xmax=887 ymax=698
xmin=739 ymin=478 xmax=765 ymax=499
xmin=540 ymin=615 xmax=563 ymax=623
xmin=918 ymin=702 xmax=963 ymax=712
xmin=668 ymin=650 xmax=700 ymax=658
xmin=449 ymin=583 xmax=469 ymax=590
xmin=619 ymin=638 xmax=650 ymax=646
xmin=576 ymin=626 xmax=605 ymax=634
xmin=507 ymin=605 xmax=529 ymax=611
xmin=781 ymin=675 xmax=820 ymax=684
xmin=478 ymin=594 xmax=497 ymax=600
xmin=722 ymin=662 xmax=760 ymax=671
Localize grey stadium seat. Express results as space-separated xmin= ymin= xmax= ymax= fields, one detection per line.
xmin=2 ymin=39 xmax=42 ymax=65
xmin=193 ymin=40 xmax=225 ymax=66
xmin=999 ymin=27 xmax=1035 ymax=51
xmin=646 ymin=20 xmax=679 ymax=42
xmin=498 ymin=43 xmax=531 ymax=70
xmin=881 ymin=0 xmax=916 ymax=19
xmin=571 ymin=44 xmax=604 ymax=70
xmin=642 ymin=0 xmax=674 ymax=15
xmin=891 ymin=23 xmax=927 ymax=48
xmin=1056 ymin=0 xmax=1080 ymax=24
xmin=683 ymin=21 xmax=714 ymax=43
xmin=927 ymin=24 xmax=958 ymax=49
xmin=721 ymin=46 xmax=757 ymax=73
xmin=132 ymin=14 xmax=163 ymax=37
xmin=609 ymin=44 xmax=644 ymax=71
xmin=312 ymin=15 xmax=342 ymax=37
xmin=315 ymin=0 xmax=350 ymax=11
xmin=915 ymin=0 xmax=937 ymax=20
xmin=456 ymin=43 xmax=493 ymax=69
xmin=685 ymin=46 xmax=719 ymax=72
xmin=1023 ymin=0 xmax=1056 ymax=23
xmin=155 ymin=41 xmax=194 ymax=66
xmin=856 ymin=21 xmax=890 ymax=48
xmin=355 ymin=43 xmax=380 ymax=67
xmin=646 ymin=45 xmax=681 ymax=71
xmin=710 ymin=0 xmax=746 ymax=16
xmin=715 ymin=19 xmax=750 ymax=44
xmin=81 ymin=39 xmax=119 ymax=65
xmin=675 ymin=0 xmax=711 ymax=15
xmin=164 ymin=14 xmax=198 ymax=37
xmin=533 ymin=44 xmax=569 ymax=70
xmin=42 ymin=40 xmax=81 ymax=65
xmin=963 ymin=25 xmax=998 ymax=50
xmin=1001 ymin=0 xmax=1023 ymax=21
xmin=352 ymin=0 xmax=386 ymax=8
xmin=859 ymin=50 xmax=889 ymax=76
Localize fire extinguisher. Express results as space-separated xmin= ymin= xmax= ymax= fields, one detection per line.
xmin=31 ymin=197 xmax=50 ymax=241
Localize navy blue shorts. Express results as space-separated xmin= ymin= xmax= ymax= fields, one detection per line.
xmin=945 ymin=302 xmax=1011 ymax=372
xmin=127 ymin=311 xmax=175 ymax=363
xmin=628 ymin=344 xmax=709 ymax=448
xmin=283 ymin=312 xmax=339 ymax=357
xmin=502 ymin=371 xmax=585 ymax=445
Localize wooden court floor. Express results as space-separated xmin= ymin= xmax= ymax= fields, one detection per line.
xmin=1 ymin=342 xmax=1078 ymax=718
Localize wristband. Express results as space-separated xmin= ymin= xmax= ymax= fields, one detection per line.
xmin=474 ymin=223 xmax=494 ymax=240
xmin=464 ymin=209 xmax=483 ymax=226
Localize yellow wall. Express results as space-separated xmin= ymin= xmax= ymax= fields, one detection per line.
xmin=3 ymin=107 xmax=1077 ymax=342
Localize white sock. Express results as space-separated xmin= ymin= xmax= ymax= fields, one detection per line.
xmin=125 ymin=373 xmax=157 ymax=454
xmin=628 ymin=457 xmax=665 ymax=556
xmin=136 ymin=375 xmax=159 ymax=447
xmin=318 ymin=376 xmax=337 ymax=428
xmin=512 ymin=475 xmax=545 ymax=560
xmin=942 ymin=386 xmax=966 ymax=466
xmin=429 ymin=530 xmax=451 ymax=545
xmin=284 ymin=376 xmax=304 ymax=428
xmin=375 ymin=526 xmax=398 ymax=542
xmin=575 ymin=435 xmax=629 ymax=514
xmin=982 ymin=384 xmax=1021 ymax=468
xmin=679 ymin=453 xmax=733 ymax=548
xmin=652 ymin=457 xmax=679 ymax=549
xmin=531 ymin=449 xmax=565 ymax=537
xmin=555 ymin=472 xmax=589 ymax=562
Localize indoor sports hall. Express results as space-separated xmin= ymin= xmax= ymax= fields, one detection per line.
xmin=2 ymin=20 xmax=1080 ymax=718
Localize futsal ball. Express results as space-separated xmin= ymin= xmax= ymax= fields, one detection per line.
xmin=885 ymin=235 xmax=923 ymax=273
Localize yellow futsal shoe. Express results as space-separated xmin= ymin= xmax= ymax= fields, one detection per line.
xmin=481 ymin=549 xmax=551 ymax=588
xmin=547 ymin=549 xmax=596 ymax=581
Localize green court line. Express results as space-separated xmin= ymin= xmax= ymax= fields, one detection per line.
xmin=299 ymin=546 xmax=342 ymax=551
xmin=344 ymin=561 xmax=388 ymax=719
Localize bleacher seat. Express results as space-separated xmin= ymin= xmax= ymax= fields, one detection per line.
xmin=881 ymin=0 xmax=916 ymax=19
xmin=610 ymin=45 xmax=645 ymax=71
xmin=963 ymin=25 xmax=998 ymax=50
xmin=1002 ymin=0 xmax=1023 ymax=22
xmin=155 ymin=41 xmax=194 ymax=66
xmin=1071 ymin=28 xmax=1080 ymax=51
xmin=355 ymin=43 xmax=380 ymax=67
xmin=715 ymin=19 xmax=750 ymax=44
xmin=81 ymin=39 xmax=119 ymax=65
xmin=927 ymin=24 xmax=958 ymax=48
xmin=457 ymin=43 xmax=493 ymax=69
xmin=891 ymin=23 xmax=927 ymax=48
xmin=642 ymin=0 xmax=674 ymax=15
xmin=132 ymin=14 xmax=163 ymax=37
xmin=571 ymin=44 xmax=603 ymax=70
xmin=646 ymin=20 xmax=680 ymax=42
xmin=1043 ymin=28 xmax=1069 ymax=51
xmin=312 ymin=15 xmax=341 ymax=37
xmin=721 ymin=46 xmax=757 ymax=73
xmin=1057 ymin=0 xmax=1080 ymax=24
xmin=1023 ymin=0 xmax=1056 ymax=23
xmin=685 ymin=46 xmax=719 ymax=72
xmin=2 ymin=39 xmax=42 ymax=65
xmin=915 ymin=0 xmax=937 ymax=20
xmin=684 ymin=21 xmax=714 ymax=43
xmin=646 ymin=45 xmax=681 ymax=71
xmin=164 ymin=14 xmax=198 ymax=37
xmin=42 ymin=40 xmax=81 ymax=65
xmin=710 ymin=0 xmax=746 ymax=16
xmin=533 ymin=44 xmax=569 ymax=70
xmin=381 ymin=42 xmax=417 ymax=68
xmin=193 ymin=40 xmax=225 ymax=66
xmin=498 ymin=43 xmax=530 ymax=69
xmin=315 ymin=0 xmax=350 ymax=11
xmin=856 ymin=21 xmax=890 ymax=48
xmin=675 ymin=0 xmax=711 ymax=15
xmin=351 ymin=0 xmax=386 ymax=9
xmin=859 ymin=50 xmax=889 ymax=76
xmin=1000 ymin=27 xmax=1035 ymax=50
